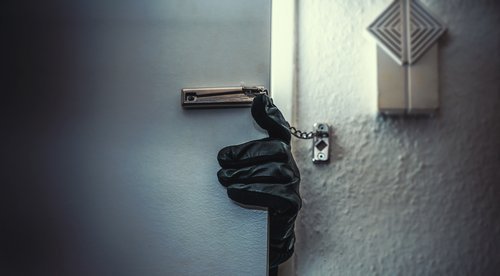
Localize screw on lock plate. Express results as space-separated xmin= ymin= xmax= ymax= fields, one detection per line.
xmin=312 ymin=123 xmax=330 ymax=163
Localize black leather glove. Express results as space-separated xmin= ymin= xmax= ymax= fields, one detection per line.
xmin=217 ymin=94 xmax=301 ymax=269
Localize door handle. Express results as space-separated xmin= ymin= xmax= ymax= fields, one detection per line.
xmin=181 ymin=86 xmax=268 ymax=109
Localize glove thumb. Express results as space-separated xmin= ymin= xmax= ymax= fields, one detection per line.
xmin=251 ymin=94 xmax=291 ymax=144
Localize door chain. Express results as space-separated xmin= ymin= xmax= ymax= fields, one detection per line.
xmin=289 ymin=124 xmax=330 ymax=163
xmin=289 ymin=126 xmax=316 ymax=139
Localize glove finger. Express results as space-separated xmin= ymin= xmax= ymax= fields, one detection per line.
xmin=217 ymin=162 xmax=295 ymax=187
xmin=251 ymin=94 xmax=291 ymax=144
xmin=217 ymin=138 xmax=290 ymax=169
xmin=226 ymin=181 xmax=301 ymax=214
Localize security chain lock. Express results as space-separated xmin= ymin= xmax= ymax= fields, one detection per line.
xmin=179 ymin=85 xmax=330 ymax=164
xmin=290 ymin=123 xmax=330 ymax=163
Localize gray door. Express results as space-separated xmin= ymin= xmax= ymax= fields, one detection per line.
xmin=2 ymin=1 xmax=270 ymax=275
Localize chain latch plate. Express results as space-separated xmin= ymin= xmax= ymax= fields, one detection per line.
xmin=312 ymin=123 xmax=330 ymax=163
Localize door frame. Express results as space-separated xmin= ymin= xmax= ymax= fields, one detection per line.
xmin=270 ymin=1 xmax=296 ymax=274
xmin=271 ymin=0 xmax=296 ymax=125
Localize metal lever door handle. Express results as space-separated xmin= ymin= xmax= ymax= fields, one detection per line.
xmin=181 ymin=86 xmax=268 ymax=109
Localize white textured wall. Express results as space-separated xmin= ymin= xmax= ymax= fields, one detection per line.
xmin=293 ymin=0 xmax=500 ymax=275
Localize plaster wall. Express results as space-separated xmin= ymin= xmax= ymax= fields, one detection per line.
xmin=293 ymin=0 xmax=500 ymax=275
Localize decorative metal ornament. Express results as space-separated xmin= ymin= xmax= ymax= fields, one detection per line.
xmin=368 ymin=0 xmax=446 ymax=115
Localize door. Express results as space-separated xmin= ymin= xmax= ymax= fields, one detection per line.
xmin=2 ymin=1 xmax=270 ymax=275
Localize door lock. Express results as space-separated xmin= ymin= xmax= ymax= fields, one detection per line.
xmin=181 ymin=86 xmax=267 ymax=109
xmin=182 ymin=87 xmax=330 ymax=164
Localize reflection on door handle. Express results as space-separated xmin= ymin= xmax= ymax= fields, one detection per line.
xmin=181 ymin=86 xmax=268 ymax=109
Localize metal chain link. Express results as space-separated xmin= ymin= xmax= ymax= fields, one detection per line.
xmin=289 ymin=126 xmax=316 ymax=139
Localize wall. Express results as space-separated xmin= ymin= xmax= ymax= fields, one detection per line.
xmin=293 ymin=0 xmax=500 ymax=275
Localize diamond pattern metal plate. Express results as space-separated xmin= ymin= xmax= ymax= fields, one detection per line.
xmin=368 ymin=0 xmax=446 ymax=65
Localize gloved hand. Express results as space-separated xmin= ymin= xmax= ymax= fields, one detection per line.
xmin=217 ymin=94 xmax=301 ymax=269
